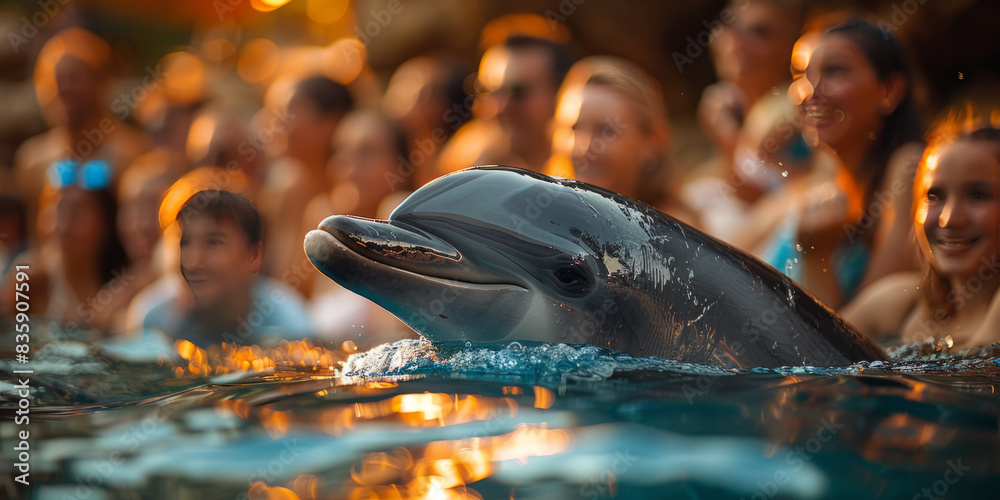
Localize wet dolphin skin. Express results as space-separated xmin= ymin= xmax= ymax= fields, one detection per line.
xmin=305 ymin=166 xmax=887 ymax=368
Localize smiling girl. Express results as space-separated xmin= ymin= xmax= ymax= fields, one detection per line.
xmin=737 ymin=19 xmax=926 ymax=309
xmin=843 ymin=106 xmax=1000 ymax=349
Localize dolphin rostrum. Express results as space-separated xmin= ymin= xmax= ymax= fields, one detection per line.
xmin=304 ymin=167 xmax=887 ymax=368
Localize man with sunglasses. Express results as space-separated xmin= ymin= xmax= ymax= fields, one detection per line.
xmin=480 ymin=35 xmax=574 ymax=173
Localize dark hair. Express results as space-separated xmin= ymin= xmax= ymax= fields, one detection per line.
xmin=293 ymin=76 xmax=355 ymax=117
xmin=503 ymin=35 xmax=575 ymax=87
xmin=439 ymin=59 xmax=473 ymax=136
xmin=0 ymin=195 xmax=27 ymax=238
xmin=826 ymin=20 xmax=924 ymax=196
xmin=63 ymin=188 xmax=128 ymax=286
xmin=373 ymin=111 xmax=414 ymax=192
xmin=177 ymin=190 xmax=262 ymax=246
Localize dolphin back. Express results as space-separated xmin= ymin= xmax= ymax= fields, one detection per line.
xmin=585 ymin=192 xmax=887 ymax=368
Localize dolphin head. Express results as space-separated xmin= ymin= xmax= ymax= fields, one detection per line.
xmin=304 ymin=167 xmax=653 ymax=345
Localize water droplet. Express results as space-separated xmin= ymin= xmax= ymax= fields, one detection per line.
xmin=781 ymin=171 xmax=788 ymax=177
xmin=507 ymin=341 xmax=523 ymax=351
xmin=795 ymin=243 xmax=802 ymax=252
xmin=554 ymin=316 xmax=562 ymax=325
xmin=464 ymin=340 xmax=473 ymax=349
xmin=958 ymin=72 xmax=964 ymax=80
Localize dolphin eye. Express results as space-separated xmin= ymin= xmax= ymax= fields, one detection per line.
xmin=553 ymin=265 xmax=592 ymax=294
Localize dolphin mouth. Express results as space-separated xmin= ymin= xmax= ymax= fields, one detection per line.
xmin=305 ymin=215 xmax=527 ymax=291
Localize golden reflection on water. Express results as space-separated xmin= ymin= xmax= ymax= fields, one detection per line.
xmin=173 ymin=338 xmax=346 ymax=377
xmin=221 ymin=377 xmax=569 ymax=499
xmin=348 ymin=422 xmax=571 ymax=499
xmin=179 ymin=340 xmax=574 ymax=498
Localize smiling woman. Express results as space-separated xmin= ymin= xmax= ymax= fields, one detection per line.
xmin=738 ymin=19 xmax=926 ymax=309
xmin=842 ymin=104 xmax=1000 ymax=349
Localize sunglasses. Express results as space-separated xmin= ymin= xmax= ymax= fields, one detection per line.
xmin=48 ymin=159 xmax=112 ymax=190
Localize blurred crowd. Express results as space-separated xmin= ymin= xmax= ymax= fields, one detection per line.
xmin=1 ymin=0 xmax=999 ymax=351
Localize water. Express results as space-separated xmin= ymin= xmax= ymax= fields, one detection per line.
xmin=2 ymin=326 xmax=1000 ymax=499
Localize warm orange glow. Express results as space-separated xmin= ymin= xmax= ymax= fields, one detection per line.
xmin=479 ymin=13 xmax=571 ymax=51
xmin=350 ymin=423 xmax=572 ymax=498
xmin=411 ymin=448 xmax=494 ymax=489
xmin=435 ymin=120 xmax=504 ymax=177
xmin=543 ymin=155 xmax=574 ymax=180
xmin=202 ymin=38 xmax=237 ymax=62
xmin=307 ymin=0 xmax=350 ymax=24
xmin=321 ymin=38 xmax=367 ymax=85
xmin=492 ymin=424 xmax=573 ymax=463
xmin=216 ymin=398 xmax=252 ymax=420
xmin=248 ymin=481 xmax=301 ymax=500
xmin=260 ymin=408 xmax=291 ymax=438
xmin=160 ymin=52 xmax=207 ymax=105
xmin=185 ymin=113 xmax=217 ymax=164
xmin=159 ymin=167 xmax=252 ymax=231
xmin=533 ymin=386 xmax=555 ymax=409
xmin=32 ymin=27 xmax=112 ymax=124
xmin=289 ymin=474 xmax=322 ymax=500
xmin=365 ymin=381 xmax=399 ymax=389
xmin=905 ymin=382 xmax=928 ymax=401
xmin=238 ymin=39 xmax=282 ymax=83
xmin=351 ymin=448 xmax=414 ymax=486
xmin=355 ymin=399 xmax=395 ymax=420
xmin=320 ymin=407 xmax=355 ymax=436
xmin=171 ymin=337 xmax=343 ymax=378
xmin=250 ymin=0 xmax=291 ymax=13
xmin=788 ymin=30 xmax=821 ymax=106
xmin=476 ymin=45 xmax=508 ymax=95
xmin=393 ymin=393 xmax=453 ymax=424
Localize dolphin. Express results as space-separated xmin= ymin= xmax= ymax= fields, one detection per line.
xmin=304 ymin=166 xmax=886 ymax=368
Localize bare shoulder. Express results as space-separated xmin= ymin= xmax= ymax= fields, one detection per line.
xmin=840 ymin=271 xmax=921 ymax=338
